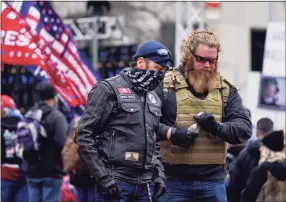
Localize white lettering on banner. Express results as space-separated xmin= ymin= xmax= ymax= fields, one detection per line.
xmin=6 ymin=11 xmax=17 ymax=20
xmin=4 ymin=30 xmax=17 ymax=46
xmin=263 ymin=22 xmax=286 ymax=77
xmin=17 ymin=34 xmax=30 ymax=46
xmin=1 ymin=30 xmax=30 ymax=47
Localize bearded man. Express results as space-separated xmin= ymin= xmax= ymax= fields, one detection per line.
xmin=155 ymin=30 xmax=252 ymax=202
xmin=76 ymin=41 xmax=173 ymax=202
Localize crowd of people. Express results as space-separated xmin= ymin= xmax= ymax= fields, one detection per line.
xmin=1 ymin=29 xmax=286 ymax=202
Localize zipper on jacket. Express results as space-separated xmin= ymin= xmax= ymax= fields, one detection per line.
xmin=110 ymin=131 xmax=115 ymax=159
xmin=142 ymin=92 xmax=148 ymax=169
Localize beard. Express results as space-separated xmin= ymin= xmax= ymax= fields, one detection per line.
xmin=184 ymin=60 xmax=219 ymax=93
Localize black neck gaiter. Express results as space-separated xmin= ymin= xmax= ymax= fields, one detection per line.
xmin=125 ymin=68 xmax=164 ymax=92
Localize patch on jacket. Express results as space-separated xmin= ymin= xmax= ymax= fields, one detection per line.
xmin=117 ymin=88 xmax=131 ymax=94
xmin=120 ymin=94 xmax=136 ymax=100
xmin=125 ymin=152 xmax=139 ymax=161
xmin=148 ymin=94 xmax=156 ymax=104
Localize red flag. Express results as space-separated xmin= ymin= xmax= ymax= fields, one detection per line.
xmin=15 ymin=1 xmax=97 ymax=107
xmin=1 ymin=2 xmax=46 ymax=66
xmin=1 ymin=2 xmax=86 ymax=107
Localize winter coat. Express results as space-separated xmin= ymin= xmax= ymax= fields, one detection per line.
xmin=227 ymin=139 xmax=262 ymax=202
xmin=241 ymin=149 xmax=286 ymax=201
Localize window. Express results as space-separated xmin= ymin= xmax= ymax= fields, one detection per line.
xmin=251 ymin=29 xmax=266 ymax=72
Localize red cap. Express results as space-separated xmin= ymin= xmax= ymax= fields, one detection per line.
xmin=1 ymin=95 xmax=16 ymax=109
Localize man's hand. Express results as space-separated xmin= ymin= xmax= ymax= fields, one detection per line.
xmin=193 ymin=112 xmax=223 ymax=136
xmin=168 ymin=127 xmax=198 ymax=148
xmin=98 ymin=176 xmax=121 ymax=200
xmin=152 ymin=177 xmax=166 ymax=201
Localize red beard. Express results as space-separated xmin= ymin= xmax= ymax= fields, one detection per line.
xmin=186 ymin=68 xmax=219 ymax=93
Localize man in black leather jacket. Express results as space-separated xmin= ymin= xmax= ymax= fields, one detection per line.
xmin=76 ymin=41 xmax=173 ymax=202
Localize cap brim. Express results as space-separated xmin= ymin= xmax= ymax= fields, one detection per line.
xmin=156 ymin=59 xmax=173 ymax=68
xmin=145 ymin=56 xmax=172 ymax=68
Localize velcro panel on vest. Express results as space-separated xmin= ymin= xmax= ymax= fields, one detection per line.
xmin=160 ymin=137 xmax=226 ymax=165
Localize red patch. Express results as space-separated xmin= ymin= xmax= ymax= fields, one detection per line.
xmin=117 ymin=88 xmax=131 ymax=94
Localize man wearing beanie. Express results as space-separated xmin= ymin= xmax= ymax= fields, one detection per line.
xmin=76 ymin=40 xmax=173 ymax=201
xmin=26 ymin=80 xmax=68 ymax=202
xmin=241 ymin=130 xmax=286 ymax=201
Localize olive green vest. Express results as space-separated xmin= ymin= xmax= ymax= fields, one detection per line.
xmin=160 ymin=69 xmax=231 ymax=165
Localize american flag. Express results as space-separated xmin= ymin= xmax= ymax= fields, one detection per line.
xmin=13 ymin=1 xmax=97 ymax=107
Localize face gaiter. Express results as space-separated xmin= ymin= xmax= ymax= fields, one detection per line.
xmin=125 ymin=68 xmax=165 ymax=92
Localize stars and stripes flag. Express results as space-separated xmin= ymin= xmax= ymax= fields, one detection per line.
xmin=5 ymin=1 xmax=97 ymax=107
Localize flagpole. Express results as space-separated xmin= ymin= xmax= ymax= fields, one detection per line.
xmin=91 ymin=19 xmax=99 ymax=71
xmin=92 ymin=37 xmax=98 ymax=71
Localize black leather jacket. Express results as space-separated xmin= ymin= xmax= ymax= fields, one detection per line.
xmin=76 ymin=70 xmax=165 ymax=185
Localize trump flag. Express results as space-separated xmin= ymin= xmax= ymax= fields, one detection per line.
xmin=7 ymin=1 xmax=98 ymax=107
xmin=1 ymin=2 xmax=47 ymax=67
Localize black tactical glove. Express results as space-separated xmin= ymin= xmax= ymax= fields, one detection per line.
xmin=98 ymin=176 xmax=121 ymax=200
xmin=193 ymin=112 xmax=223 ymax=136
xmin=169 ymin=127 xmax=198 ymax=148
xmin=152 ymin=177 xmax=166 ymax=201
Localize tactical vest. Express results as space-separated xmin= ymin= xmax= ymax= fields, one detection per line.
xmin=103 ymin=73 xmax=162 ymax=170
xmin=160 ymin=69 xmax=231 ymax=165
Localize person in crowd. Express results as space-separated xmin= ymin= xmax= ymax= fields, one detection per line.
xmin=76 ymin=40 xmax=173 ymax=201
xmin=1 ymin=95 xmax=28 ymax=202
xmin=260 ymin=78 xmax=279 ymax=106
xmin=62 ymin=117 xmax=98 ymax=202
xmin=241 ymin=130 xmax=286 ymax=201
xmin=155 ymin=29 xmax=252 ymax=202
xmin=226 ymin=108 xmax=253 ymax=175
xmin=227 ymin=117 xmax=274 ymax=202
xmin=26 ymin=80 xmax=68 ymax=202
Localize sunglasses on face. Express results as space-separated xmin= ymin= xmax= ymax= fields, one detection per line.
xmin=192 ymin=52 xmax=218 ymax=64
